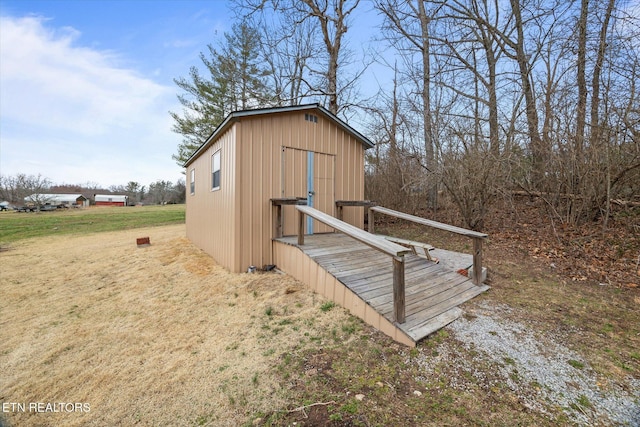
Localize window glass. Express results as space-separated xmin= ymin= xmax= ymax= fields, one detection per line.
xmin=190 ymin=169 xmax=195 ymax=194
xmin=212 ymin=151 xmax=221 ymax=190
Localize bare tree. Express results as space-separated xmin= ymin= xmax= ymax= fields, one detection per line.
xmin=0 ymin=173 xmax=51 ymax=206
xmin=506 ymin=0 xmax=545 ymax=188
xmin=575 ymin=0 xmax=589 ymax=160
xmin=170 ymin=21 xmax=274 ymax=166
xmin=376 ymin=0 xmax=441 ymax=208
xmin=234 ymin=0 xmax=362 ymax=114
xmin=589 ymin=0 xmax=617 ymax=147
xmin=258 ymin=16 xmax=319 ymax=105
xmin=433 ymin=0 xmax=510 ymax=156
xmin=146 ymin=180 xmax=174 ymax=205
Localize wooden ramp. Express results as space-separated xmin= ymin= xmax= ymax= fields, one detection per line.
xmin=274 ymin=233 xmax=489 ymax=346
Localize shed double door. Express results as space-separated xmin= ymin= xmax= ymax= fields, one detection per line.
xmin=282 ymin=147 xmax=335 ymax=236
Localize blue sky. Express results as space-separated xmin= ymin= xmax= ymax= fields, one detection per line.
xmin=0 ymin=0 xmax=234 ymax=188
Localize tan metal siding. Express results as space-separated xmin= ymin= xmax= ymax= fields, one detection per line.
xmin=312 ymin=152 xmax=335 ymax=233
xmin=281 ymin=147 xmax=308 ymax=236
xmin=335 ymin=130 xmax=365 ymax=228
xmin=185 ymin=125 xmax=238 ymax=271
xmin=281 ymin=148 xmax=335 ymax=235
xmin=235 ymin=111 xmax=365 ymax=271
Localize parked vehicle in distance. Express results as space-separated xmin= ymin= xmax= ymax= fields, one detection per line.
xmin=14 ymin=206 xmax=37 ymax=212
xmin=12 ymin=203 xmax=68 ymax=212
xmin=38 ymin=204 xmax=59 ymax=212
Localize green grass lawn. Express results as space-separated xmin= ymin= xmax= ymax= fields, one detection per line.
xmin=0 ymin=204 xmax=185 ymax=245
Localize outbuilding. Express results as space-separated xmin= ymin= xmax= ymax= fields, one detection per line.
xmin=25 ymin=193 xmax=89 ymax=207
xmin=94 ymin=194 xmax=128 ymax=206
xmin=184 ymin=104 xmax=373 ymax=273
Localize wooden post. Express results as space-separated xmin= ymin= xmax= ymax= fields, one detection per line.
xmin=337 ymin=205 xmax=343 ymax=221
xmin=368 ymin=208 xmax=375 ymax=234
xmin=393 ymin=256 xmax=405 ymax=323
xmin=274 ymin=204 xmax=283 ymax=238
xmin=297 ymin=210 xmax=305 ymax=245
xmin=472 ymin=237 xmax=483 ymax=285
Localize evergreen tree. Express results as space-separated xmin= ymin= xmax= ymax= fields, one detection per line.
xmin=170 ymin=22 xmax=274 ymax=166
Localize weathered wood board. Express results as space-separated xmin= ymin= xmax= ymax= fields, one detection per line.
xmin=276 ymin=233 xmax=490 ymax=344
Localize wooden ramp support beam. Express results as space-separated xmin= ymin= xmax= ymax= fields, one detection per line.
xmin=369 ymin=205 xmax=489 ymax=285
xmin=296 ymin=205 xmax=410 ymax=323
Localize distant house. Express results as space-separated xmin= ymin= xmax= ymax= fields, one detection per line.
xmin=94 ymin=194 xmax=128 ymax=206
xmin=25 ymin=194 xmax=89 ymax=207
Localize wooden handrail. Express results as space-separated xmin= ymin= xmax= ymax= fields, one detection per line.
xmin=296 ymin=205 xmax=409 ymax=323
xmin=335 ymin=200 xmax=376 ymax=207
xmin=370 ymin=206 xmax=487 ymax=238
xmin=369 ymin=205 xmax=488 ymax=286
xmin=296 ymin=205 xmax=409 ymax=257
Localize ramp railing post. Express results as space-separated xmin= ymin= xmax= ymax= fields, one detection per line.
xmin=274 ymin=204 xmax=283 ymax=238
xmin=298 ymin=209 xmax=305 ymax=245
xmin=393 ymin=256 xmax=405 ymax=323
xmin=368 ymin=207 xmax=375 ymax=234
xmin=472 ymin=237 xmax=483 ymax=285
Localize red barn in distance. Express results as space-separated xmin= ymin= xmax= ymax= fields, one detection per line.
xmin=94 ymin=194 xmax=128 ymax=206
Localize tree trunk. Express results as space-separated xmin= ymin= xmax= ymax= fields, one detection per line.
xmin=590 ymin=0 xmax=616 ymax=147
xmin=301 ymin=0 xmax=358 ymax=115
xmin=417 ymin=0 xmax=437 ymax=209
xmin=575 ymin=0 xmax=589 ymax=159
xmin=509 ymin=0 xmax=544 ymax=188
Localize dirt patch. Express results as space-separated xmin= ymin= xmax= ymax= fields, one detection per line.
xmin=0 ymin=225 xmax=353 ymax=427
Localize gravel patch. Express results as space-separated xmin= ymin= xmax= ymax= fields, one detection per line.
xmin=411 ymin=302 xmax=639 ymax=426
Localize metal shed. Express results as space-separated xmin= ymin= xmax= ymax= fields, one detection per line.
xmin=184 ymin=104 xmax=373 ymax=273
xmin=25 ymin=193 xmax=89 ymax=207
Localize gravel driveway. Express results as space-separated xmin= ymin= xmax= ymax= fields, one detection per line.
xmin=416 ymin=302 xmax=639 ymax=426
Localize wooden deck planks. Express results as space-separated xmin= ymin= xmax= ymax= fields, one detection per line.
xmin=275 ymin=233 xmax=489 ymax=343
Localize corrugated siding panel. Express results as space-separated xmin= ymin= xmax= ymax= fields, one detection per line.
xmin=185 ymin=125 xmax=238 ymax=271
xmin=335 ymin=128 xmax=365 ymax=229
xmin=313 ymin=152 xmax=335 ymax=233
xmin=281 ymin=147 xmax=308 ymax=236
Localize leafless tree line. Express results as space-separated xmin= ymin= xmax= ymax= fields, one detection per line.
xmin=363 ymin=0 xmax=639 ymax=229
xmin=0 ymin=174 xmax=186 ymax=206
xmin=205 ymin=0 xmax=640 ymax=229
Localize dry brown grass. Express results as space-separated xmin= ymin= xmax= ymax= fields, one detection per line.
xmin=0 ymin=224 xmax=352 ymax=427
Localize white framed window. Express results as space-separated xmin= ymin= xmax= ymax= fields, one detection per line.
xmin=190 ymin=169 xmax=195 ymax=195
xmin=211 ymin=150 xmax=221 ymax=191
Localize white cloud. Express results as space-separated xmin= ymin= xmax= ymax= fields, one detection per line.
xmin=0 ymin=15 xmax=184 ymax=187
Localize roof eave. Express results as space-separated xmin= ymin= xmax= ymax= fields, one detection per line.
xmin=183 ymin=103 xmax=374 ymax=168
